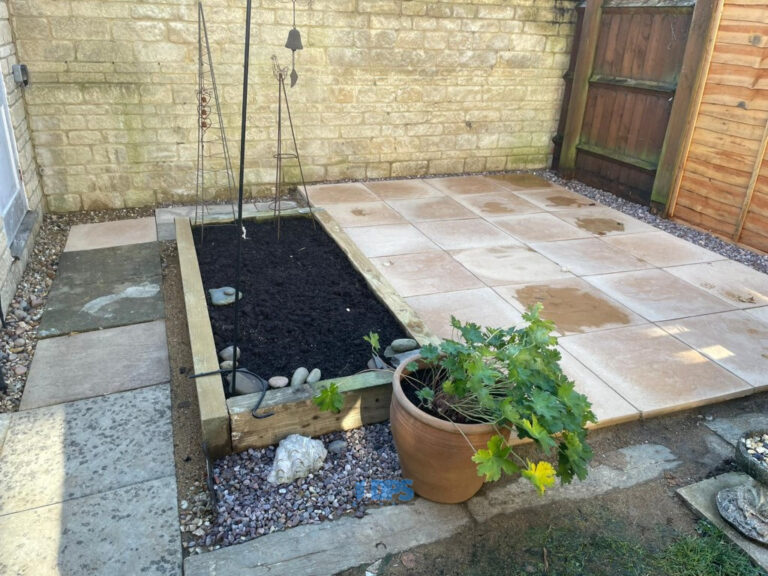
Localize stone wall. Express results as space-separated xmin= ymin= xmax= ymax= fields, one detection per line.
xmin=0 ymin=0 xmax=43 ymax=317
xmin=9 ymin=0 xmax=576 ymax=212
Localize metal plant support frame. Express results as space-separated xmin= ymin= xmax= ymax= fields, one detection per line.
xmin=195 ymin=1 xmax=237 ymax=245
xmin=271 ymin=56 xmax=314 ymax=239
xmin=191 ymin=0 xmax=314 ymax=415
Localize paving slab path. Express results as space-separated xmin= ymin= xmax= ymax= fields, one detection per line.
xmin=0 ymin=219 xmax=181 ymax=575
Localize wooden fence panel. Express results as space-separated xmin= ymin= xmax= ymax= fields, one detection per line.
xmin=671 ymin=1 xmax=768 ymax=252
xmin=557 ymin=0 xmax=695 ymax=205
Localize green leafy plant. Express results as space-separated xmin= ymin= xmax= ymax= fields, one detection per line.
xmin=363 ymin=331 xmax=380 ymax=355
xmin=405 ymin=304 xmax=596 ymax=494
xmin=312 ymin=382 xmax=344 ymax=414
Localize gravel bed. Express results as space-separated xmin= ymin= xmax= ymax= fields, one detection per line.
xmin=538 ymin=169 xmax=768 ymax=275
xmin=180 ymin=423 xmax=401 ymax=554
xmin=0 ymin=208 xmax=154 ymax=413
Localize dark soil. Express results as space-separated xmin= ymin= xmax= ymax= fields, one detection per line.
xmin=194 ymin=217 xmax=407 ymax=381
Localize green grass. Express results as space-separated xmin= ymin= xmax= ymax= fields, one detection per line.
xmin=430 ymin=518 xmax=767 ymax=576
xmin=656 ymin=521 xmax=766 ymax=576
xmin=507 ymin=520 xmax=767 ymax=576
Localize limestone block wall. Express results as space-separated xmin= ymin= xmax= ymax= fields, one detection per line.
xmin=0 ymin=0 xmax=43 ymax=316
xmin=9 ymin=0 xmax=576 ymax=212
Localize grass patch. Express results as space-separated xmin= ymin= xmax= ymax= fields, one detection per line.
xmin=406 ymin=517 xmax=767 ymax=576
xmin=656 ymin=521 xmax=766 ymax=576
xmin=504 ymin=520 xmax=766 ymax=576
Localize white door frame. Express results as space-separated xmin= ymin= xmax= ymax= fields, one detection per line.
xmin=0 ymin=76 xmax=26 ymax=244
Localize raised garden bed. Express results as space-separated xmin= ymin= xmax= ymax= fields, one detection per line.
xmin=176 ymin=209 xmax=438 ymax=456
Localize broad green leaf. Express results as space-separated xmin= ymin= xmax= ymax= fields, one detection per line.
xmin=415 ymin=387 xmax=434 ymax=407
xmin=472 ymin=435 xmax=519 ymax=481
xmin=312 ymin=382 xmax=344 ymax=414
xmin=363 ymin=332 xmax=380 ymax=354
xmin=519 ymin=414 xmax=557 ymax=452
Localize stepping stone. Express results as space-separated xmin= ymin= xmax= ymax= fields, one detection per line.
xmin=0 ymin=384 xmax=174 ymax=515
xmin=39 ymin=243 xmax=164 ymax=338
xmin=678 ymin=472 xmax=768 ymax=572
xmin=706 ymin=414 xmax=768 ymax=447
xmin=20 ymin=320 xmax=170 ymax=410
xmin=64 ymin=217 xmax=157 ymax=252
xmin=0 ymin=476 xmax=181 ymax=576
xmin=54 ymin=242 xmax=162 ymax=287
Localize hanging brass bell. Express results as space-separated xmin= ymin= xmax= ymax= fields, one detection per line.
xmin=285 ymin=27 xmax=303 ymax=51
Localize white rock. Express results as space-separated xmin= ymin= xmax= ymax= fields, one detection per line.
xmin=269 ymin=376 xmax=289 ymax=389
xmin=218 ymin=346 xmax=240 ymax=362
xmin=267 ymin=434 xmax=328 ymax=485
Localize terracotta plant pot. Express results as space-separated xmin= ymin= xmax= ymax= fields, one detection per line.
xmin=390 ymin=356 xmax=496 ymax=504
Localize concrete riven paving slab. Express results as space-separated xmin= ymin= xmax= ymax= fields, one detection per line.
xmin=451 ymin=244 xmax=573 ymax=286
xmin=64 ymin=218 xmax=157 ymax=252
xmin=21 ymin=320 xmax=170 ymax=410
xmin=371 ymin=251 xmax=483 ymax=297
xmin=406 ymin=288 xmax=524 ymax=340
xmin=0 ymin=385 xmax=174 ymax=515
xmin=665 ymin=259 xmax=768 ymax=309
xmin=38 ymin=280 xmax=165 ymax=338
xmin=322 ymin=202 xmax=405 ymax=227
xmin=659 ymin=310 xmax=768 ymax=391
xmin=307 ymin=182 xmax=380 ymax=204
xmin=363 ymin=179 xmax=443 ymax=199
xmin=492 ymin=212 xmax=592 ymax=243
xmin=678 ymin=473 xmax=768 ymax=572
xmin=39 ymin=241 xmax=164 ymax=338
xmin=557 ymin=347 xmax=640 ymax=426
xmin=494 ymin=277 xmax=647 ymax=335
xmin=602 ymin=231 xmax=725 ymax=268
xmin=561 ymin=325 xmax=751 ymax=417
xmin=343 ymin=223 xmax=440 ymax=258
xmin=415 ymin=218 xmax=521 ymax=250
xmin=184 ymin=499 xmax=470 ymax=576
xmin=0 ymin=476 xmax=181 ymax=576
xmin=530 ymin=238 xmax=652 ymax=276
xmin=584 ymin=268 xmax=735 ymax=322
xmin=54 ymin=242 xmax=162 ymax=286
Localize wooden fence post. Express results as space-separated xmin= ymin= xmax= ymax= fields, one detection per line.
xmin=653 ymin=0 xmax=724 ymax=217
xmin=558 ymin=0 xmax=604 ymax=178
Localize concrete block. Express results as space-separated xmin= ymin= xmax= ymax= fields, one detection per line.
xmin=20 ymin=320 xmax=170 ymax=410
xmin=0 ymin=476 xmax=181 ymax=576
xmin=678 ymin=473 xmax=768 ymax=572
xmin=0 ymin=385 xmax=174 ymax=514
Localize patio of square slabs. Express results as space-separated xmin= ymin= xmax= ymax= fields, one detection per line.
xmin=308 ymin=174 xmax=768 ymax=423
xmin=2 ymin=174 xmax=768 ymax=575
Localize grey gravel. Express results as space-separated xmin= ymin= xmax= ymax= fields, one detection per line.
xmin=185 ymin=423 xmax=401 ymax=551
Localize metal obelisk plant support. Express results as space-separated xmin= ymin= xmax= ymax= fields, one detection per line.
xmin=196 ymin=2 xmax=236 ymax=245
xmin=271 ymin=0 xmax=314 ymax=237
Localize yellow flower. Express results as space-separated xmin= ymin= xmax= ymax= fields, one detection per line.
xmin=522 ymin=460 xmax=556 ymax=495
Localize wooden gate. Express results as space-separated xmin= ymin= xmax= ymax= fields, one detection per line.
xmin=555 ymin=0 xmax=717 ymax=207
